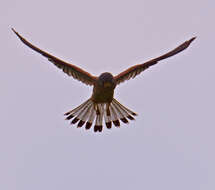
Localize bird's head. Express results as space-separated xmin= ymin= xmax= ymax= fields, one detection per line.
xmin=98 ymin=72 xmax=116 ymax=89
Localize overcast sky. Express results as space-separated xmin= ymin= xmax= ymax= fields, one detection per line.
xmin=1 ymin=0 xmax=215 ymax=189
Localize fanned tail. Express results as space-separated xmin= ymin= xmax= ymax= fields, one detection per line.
xmin=65 ymin=98 xmax=137 ymax=132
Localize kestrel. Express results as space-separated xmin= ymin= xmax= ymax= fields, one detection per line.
xmin=12 ymin=28 xmax=195 ymax=132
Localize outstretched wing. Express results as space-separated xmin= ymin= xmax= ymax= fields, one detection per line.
xmin=114 ymin=37 xmax=196 ymax=85
xmin=12 ymin=28 xmax=97 ymax=86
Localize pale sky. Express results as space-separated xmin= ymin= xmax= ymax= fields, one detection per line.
xmin=1 ymin=0 xmax=215 ymax=189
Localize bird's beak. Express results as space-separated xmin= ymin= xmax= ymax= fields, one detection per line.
xmin=104 ymin=82 xmax=112 ymax=88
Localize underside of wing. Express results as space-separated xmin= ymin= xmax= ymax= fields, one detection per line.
xmin=12 ymin=28 xmax=97 ymax=86
xmin=114 ymin=37 xmax=196 ymax=85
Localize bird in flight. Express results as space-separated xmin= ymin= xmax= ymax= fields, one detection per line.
xmin=12 ymin=28 xmax=195 ymax=132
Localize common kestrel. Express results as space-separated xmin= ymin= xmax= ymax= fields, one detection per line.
xmin=12 ymin=28 xmax=195 ymax=132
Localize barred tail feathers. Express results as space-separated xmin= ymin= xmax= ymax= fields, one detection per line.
xmin=65 ymin=98 xmax=137 ymax=132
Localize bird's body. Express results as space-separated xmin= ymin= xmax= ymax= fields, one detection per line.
xmin=92 ymin=72 xmax=116 ymax=103
xmin=64 ymin=72 xmax=136 ymax=132
xmin=12 ymin=28 xmax=195 ymax=132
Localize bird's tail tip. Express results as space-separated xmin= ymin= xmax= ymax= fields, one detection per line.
xmin=64 ymin=98 xmax=137 ymax=132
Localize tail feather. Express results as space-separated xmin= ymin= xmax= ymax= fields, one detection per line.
xmin=86 ymin=106 xmax=96 ymax=130
xmin=112 ymin=100 xmax=135 ymax=122
xmin=94 ymin=104 xmax=104 ymax=132
xmin=111 ymin=101 xmax=129 ymax=124
xmin=71 ymin=117 xmax=79 ymax=124
xmin=109 ymin=103 xmax=120 ymax=127
xmin=77 ymin=103 xmax=93 ymax=128
xmin=70 ymin=100 xmax=92 ymax=126
xmin=65 ymin=99 xmax=91 ymax=121
xmin=65 ymin=98 xmax=137 ymax=132
xmin=113 ymin=99 xmax=137 ymax=116
xmin=77 ymin=120 xmax=85 ymax=127
xmin=76 ymin=102 xmax=93 ymax=127
xmin=85 ymin=122 xmax=92 ymax=130
xmin=104 ymin=104 xmax=112 ymax=129
xmin=64 ymin=99 xmax=91 ymax=116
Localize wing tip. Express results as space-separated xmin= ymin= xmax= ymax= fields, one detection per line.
xmin=11 ymin=27 xmax=23 ymax=41
xmin=188 ymin=36 xmax=197 ymax=45
xmin=11 ymin=27 xmax=18 ymax=35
